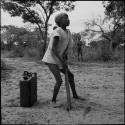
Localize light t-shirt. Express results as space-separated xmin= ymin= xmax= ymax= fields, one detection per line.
xmin=42 ymin=27 xmax=73 ymax=68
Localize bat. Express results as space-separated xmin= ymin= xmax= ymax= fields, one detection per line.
xmin=65 ymin=68 xmax=71 ymax=111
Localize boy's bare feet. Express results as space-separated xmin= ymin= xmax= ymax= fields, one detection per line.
xmin=49 ymin=101 xmax=61 ymax=108
xmin=73 ymin=96 xmax=86 ymax=101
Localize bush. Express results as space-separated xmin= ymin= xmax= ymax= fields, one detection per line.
xmin=37 ymin=42 xmax=44 ymax=58
xmin=67 ymin=44 xmax=124 ymax=63
xmin=1 ymin=60 xmax=8 ymax=70
xmin=11 ymin=46 xmax=24 ymax=57
xmin=23 ymin=48 xmax=40 ymax=59
xmin=4 ymin=46 xmax=24 ymax=58
xmin=111 ymin=49 xmax=124 ymax=62
xmin=101 ymin=51 xmax=111 ymax=62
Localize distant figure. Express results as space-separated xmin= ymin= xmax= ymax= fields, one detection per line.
xmin=77 ymin=40 xmax=83 ymax=61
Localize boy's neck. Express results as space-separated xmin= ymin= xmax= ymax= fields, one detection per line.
xmin=60 ymin=25 xmax=67 ymax=31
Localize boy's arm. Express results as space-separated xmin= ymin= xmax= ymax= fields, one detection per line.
xmin=52 ymin=36 xmax=67 ymax=69
xmin=63 ymin=47 xmax=68 ymax=61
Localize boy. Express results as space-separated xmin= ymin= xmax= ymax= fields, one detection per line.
xmin=77 ymin=40 xmax=83 ymax=62
xmin=42 ymin=12 xmax=84 ymax=105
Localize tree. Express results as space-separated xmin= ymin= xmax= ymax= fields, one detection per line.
xmin=1 ymin=25 xmax=25 ymax=50
xmin=84 ymin=1 xmax=125 ymax=54
xmin=103 ymin=1 xmax=125 ymax=28
xmin=89 ymin=41 xmax=98 ymax=48
xmin=85 ymin=17 xmax=110 ymax=50
xmin=1 ymin=0 xmax=75 ymax=57
xmin=103 ymin=1 xmax=125 ymax=46
xmin=1 ymin=25 xmax=40 ymax=50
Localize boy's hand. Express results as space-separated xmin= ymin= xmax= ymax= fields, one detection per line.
xmin=62 ymin=61 xmax=68 ymax=72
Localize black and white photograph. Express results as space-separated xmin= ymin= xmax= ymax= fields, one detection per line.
xmin=1 ymin=1 xmax=124 ymax=124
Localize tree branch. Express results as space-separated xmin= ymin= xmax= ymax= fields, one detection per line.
xmin=9 ymin=1 xmax=44 ymax=31
xmin=88 ymin=29 xmax=102 ymax=33
xmin=87 ymin=22 xmax=112 ymax=41
xmin=48 ymin=1 xmax=55 ymax=20
xmin=37 ymin=0 xmax=48 ymax=18
xmin=22 ymin=5 xmax=44 ymax=37
xmin=25 ymin=7 xmax=42 ymax=26
xmin=102 ymin=34 xmax=112 ymax=41
xmin=93 ymin=23 xmax=104 ymax=33
xmin=113 ymin=15 xmax=122 ymax=31
xmin=36 ymin=7 xmax=46 ymax=23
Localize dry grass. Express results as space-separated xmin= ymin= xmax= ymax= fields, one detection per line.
xmin=1 ymin=57 xmax=124 ymax=124
xmin=1 ymin=45 xmax=124 ymax=63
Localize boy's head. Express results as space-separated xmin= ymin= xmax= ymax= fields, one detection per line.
xmin=55 ymin=12 xmax=70 ymax=27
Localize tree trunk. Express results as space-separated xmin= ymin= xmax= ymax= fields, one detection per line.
xmin=102 ymin=34 xmax=113 ymax=54
xmin=42 ymin=22 xmax=48 ymax=58
xmin=7 ymin=39 xmax=11 ymax=51
xmin=109 ymin=40 xmax=113 ymax=54
xmin=38 ymin=30 xmax=44 ymax=58
xmin=43 ymin=31 xmax=47 ymax=56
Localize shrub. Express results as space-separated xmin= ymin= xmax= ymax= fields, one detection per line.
xmin=5 ymin=46 xmax=24 ymax=58
xmin=23 ymin=48 xmax=40 ymax=59
xmin=1 ymin=60 xmax=7 ymax=70
xmin=101 ymin=53 xmax=111 ymax=61
xmin=13 ymin=46 xmax=24 ymax=57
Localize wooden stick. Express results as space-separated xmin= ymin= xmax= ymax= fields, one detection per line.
xmin=65 ymin=68 xmax=71 ymax=111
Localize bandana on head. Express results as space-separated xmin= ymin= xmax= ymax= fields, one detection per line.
xmin=55 ymin=12 xmax=68 ymax=24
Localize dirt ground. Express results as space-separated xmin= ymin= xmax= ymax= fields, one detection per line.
xmin=1 ymin=57 xmax=124 ymax=124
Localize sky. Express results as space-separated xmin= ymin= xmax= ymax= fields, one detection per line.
xmin=1 ymin=1 xmax=105 ymax=33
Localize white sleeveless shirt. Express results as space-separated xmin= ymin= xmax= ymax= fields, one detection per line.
xmin=42 ymin=27 xmax=72 ymax=68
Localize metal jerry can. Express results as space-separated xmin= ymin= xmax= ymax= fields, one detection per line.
xmin=19 ymin=71 xmax=37 ymax=107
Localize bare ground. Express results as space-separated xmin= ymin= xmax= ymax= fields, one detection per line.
xmin=1 ymin=57 xmax=124 ymax=124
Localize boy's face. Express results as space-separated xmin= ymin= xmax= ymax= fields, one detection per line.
xmin=61 ymin=15 xmax=70 ymax=26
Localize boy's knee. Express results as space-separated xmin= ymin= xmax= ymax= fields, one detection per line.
xmin=55 ymin=80 xmax=62 ymax=88
xmin=57 ymin=78 xmax=63 ymax=85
